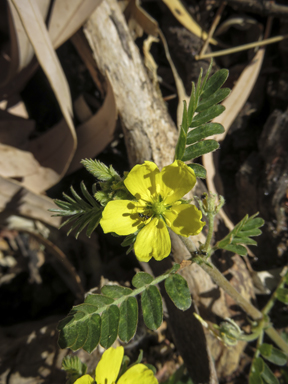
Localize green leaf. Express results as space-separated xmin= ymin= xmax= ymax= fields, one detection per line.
xmin=182 ymin=100 xmax=188 ymax=134
xmin=121 ymin=232 xmax=138 ymax=247
xmin=141 ymin=286 xmax=163 ymax=330
xmin=262 ymin=361 xmax=280 ymax=384
xmin=175 ymin=126 xmax=187 ymax=161
xmin=132 ymin=272 xmax=154 ymax=288
xmin=182 ymin=140 xmax=219 ymax=161
xmin=249 ymin=371 xmax=264 ymax=384
xmin=62 ymin=356 xmax=88 ymax=384
xmin=190 ymin=105 xmax=225 ymax=128
xmin=85 ymin=293 xmax=114 ymax=307
xmin=223 ymin=244 xmax=247 ymax=256
xmin=165 ymin=274 xmax=192 ymax=311
xmin=62 ymin=355 xmax=87 ymax=375
xmin=276 ymin=288 xmax=288 ymax=305
xmin=187 ymin=82 xmax=196 ymax=126
xmin=196 ymin=88 xmax=230 ymax=112
xmin=259 ymin=343 xmax=287 ymax=366
xmin=186 ymin=123 xmax=224 ymax=145
xmin=201 ymin=68 xmax=229 ymax=101
xmin=100 ymin=305 xmax=120 ymax=348
xmin=81 ymin=159 xmax=120 ymax=181
xmin=119 ymin=297 xmax=138 ymax=342
xmin=233 ymin=237 xmax=257 ymax=246
xmin=58 ymin=310 xmax=101 ymax=353
xmin=242 ymin=217 xmax=265 ymax=231
xmin=101 ymin=285 xmax=132 ymax=299
xmin=188 ymin=163 xmax=207 ymax=178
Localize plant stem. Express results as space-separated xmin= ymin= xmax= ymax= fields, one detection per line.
xmin=179 ymin=235 xmax=288 ymax=354
xmin=262 ymin=266 xmax=288 ymax=316
xmin=203 ymin=211 xmax=215 ymax=253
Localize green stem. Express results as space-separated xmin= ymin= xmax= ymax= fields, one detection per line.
xmin=262 ymin=266 xmax=288 ymax=316
xmin=202 ymin=211 xmax=215 ymax=253
xmin=179 ymin=235 xmax=288 ymax=354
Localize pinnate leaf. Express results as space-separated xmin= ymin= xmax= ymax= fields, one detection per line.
xmin=186 ymin=123 xmax=224 ymax=145
xmin=101 ymin=285 xmax=132 ymax=299
xmin=132 ymin=272 xmax=154 ymax=288
xmin=188 ymin=163 xmax=206 ymax=179
xmin=201 ymin=69 xmax=229 ymax=101
xmin=100 ymin=305 xmax=120 ymax=348
xmin=196 ymin=88 xmax=230 ymax=112
xmin=165 ymin=274 xmax=192 ymax=311
xmin=141 ymin=286 xmax=163 ymax=330
xmin=119 ymin=297 xmax=138 ymax=342
xmin=259 ymin=343 xmax=287 ymax=366
xmin=190 ymin=105 xmax=225 ymax=128
xmin=182 ymin=140 xmax=219 ymax=161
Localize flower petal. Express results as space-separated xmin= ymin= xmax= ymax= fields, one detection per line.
xmin=74 ymin=375 xmax=94 ymax=384
xmin=101 ymin=200 xmax=146 ymax=236
xmin=164 ymin=203 xmax=205 ymax=237
xmin=124 ymin=161 xmax=159 ymax=202
xmin=117 ymin=364 xmax=158 ymax=384
xmin=95 ymin=346 xmax=123 ymax=384
xmin=158 ymin=160 xmax=196 ymax=205
xmin=134 ymin=218 xmax=171 ymax=261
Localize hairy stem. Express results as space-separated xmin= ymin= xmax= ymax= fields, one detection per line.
xmin=179 ymin=235 xmax=288 ymax=354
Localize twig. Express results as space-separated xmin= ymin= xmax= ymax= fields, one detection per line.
xmin=196 ymin=34 xmax=288 ymax=60
xmin=199 ymin=1 xmax=227 ymax=58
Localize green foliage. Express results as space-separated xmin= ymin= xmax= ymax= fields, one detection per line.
xmin=215 ymin=213 xmax=265 ymax=256
xmin=165 ymin=274 xmax=192 ymax=311
xmin=58 ymin=265 xmax=192 ymax=353
xmin=250 ymin=357 xmax=279 ymax=384
xmin=50 ymin=182 xmax=102 ymax=238
xmin=62 ymin=355 xmax=87 ymax=384
xmin=174 ymin=60 xmax=230 ymax=178
xmin=81 ymin=158 xmax=120 ymax=181
xmin=276 ymin=288 xmax=288 ymax=305
xmin=258 ymin=344 xmax=287 ymax=366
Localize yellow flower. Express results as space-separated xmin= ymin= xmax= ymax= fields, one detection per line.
xmin=74 ymin=346 xmax=158 ymax=384
xmin=100 ymin=160 xmax=205 ymax=261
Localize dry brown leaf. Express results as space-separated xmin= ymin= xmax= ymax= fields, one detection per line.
xmin=74 ymin=94 xmax=93 ymax=123
xmin=0 ymin=109 xmax=34 ymax=148
xmin=0 ymin=175 xmax=61 ymax=228
xmin=0 ymin=144 xmax=40 ymax=178
xmin=162 ymin=0 xmax=217 ymax=45
xmin=48 ymin=0 xmax=103 ymax=48
xmin=124 ymin=0 xmax=158 ymax=37
xmin=10 ymin=0 xmax=77 ymax=189
xmin=67 ymin=75 xmax=117 ymax=174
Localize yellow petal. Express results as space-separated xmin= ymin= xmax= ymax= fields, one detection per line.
xmin=159 ymin=160 xmax=196 ymax=205
xmin=134 ymin=218 xmax=171 ymax=261
xmin=164 ymin=203 xmax=205 ymax=237
xmin=100 ymin=200 xmax=145 ymax=236
xmin=95 ymin=346 xmax=124 ymax=384
xmin=117 ymin=364 xmax=158 ymax=384
xmin=124 ymin=161 xmax=159 ymax=202
xmin=74 ymin=374 xmax=94 ymax=384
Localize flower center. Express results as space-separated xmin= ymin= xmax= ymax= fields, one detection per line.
xmin=151 ymin=201 xmax=166 ymax=215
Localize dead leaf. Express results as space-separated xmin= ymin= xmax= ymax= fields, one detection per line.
xmin=48 ymin=0 xmax=103 ymax=48
xmin=0 ymin=175 xmax=61 ymax=228
xmin=0 ymin=109 xmax=34 ymax=148
xmin=10 ymin=0 xmax=76 ymax=157
xmin=0 ymin=143 xmax=40 ymax=178
xmin=124 ymin=0 xmax=158 ymax=37
xmin=162 ymin=0 xmax=217 ymax=45
xmin=67 ymin=75 xmax=117 ymax=174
